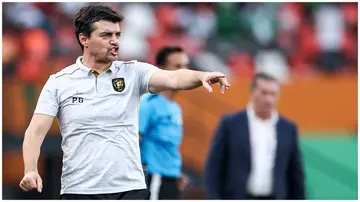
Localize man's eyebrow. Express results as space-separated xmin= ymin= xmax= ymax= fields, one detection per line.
xmin=100 ymin=31 xmax=121 ymax=34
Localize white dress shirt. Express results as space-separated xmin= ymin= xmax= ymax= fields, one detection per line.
xmin=246 ymin=104 xmax=279 ymax=196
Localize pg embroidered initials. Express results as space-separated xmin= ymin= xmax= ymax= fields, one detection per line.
xmin=72 ymin=97 xmax=83 ymax=103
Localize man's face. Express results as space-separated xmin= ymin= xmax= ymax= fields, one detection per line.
xmin=82 ymin=20 xmax=121 ymax=63
xmin=164 ymin=52 xmax=189 ymax=71
xmin=251 ymin=79 xmax=280 ymax=115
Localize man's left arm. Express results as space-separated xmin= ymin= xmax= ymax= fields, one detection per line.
xmin=288 ymin=124 xmax=305 ymax=199
xmin=149 ymin=69 xmax=230 ymax=94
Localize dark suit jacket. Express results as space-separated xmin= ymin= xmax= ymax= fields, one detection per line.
xmin=204 ymin=110 xmax=305 ymax=199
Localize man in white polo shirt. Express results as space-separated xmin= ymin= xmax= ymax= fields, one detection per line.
xmin=19 ymin=4 xmax=230 ymax=200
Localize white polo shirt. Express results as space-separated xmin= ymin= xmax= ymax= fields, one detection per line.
xmin=34 ymin=56 xmax=159 ymax=195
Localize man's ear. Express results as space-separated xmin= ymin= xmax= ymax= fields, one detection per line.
xmin=79 ymin=33 xmax=89 ymax=48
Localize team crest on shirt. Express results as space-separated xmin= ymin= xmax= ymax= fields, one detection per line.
xmin=112 ymin=78 xmax=125 ymax=92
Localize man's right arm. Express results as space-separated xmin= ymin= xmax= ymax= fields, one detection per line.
xmin=23 ymin=114 xmax=55 ymax=174
xmin=20 ymin=75 xmax=59 ymax=192
xmin=204 ymin=116 xmax=228 ymax=199
xmin=23 ymin=75 xmax=59 ymax=171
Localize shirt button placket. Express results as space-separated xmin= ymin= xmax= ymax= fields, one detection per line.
xmin=98 ymin=74 xmax=104 ymax=95
xmin=98 ymin=75 xmax=101 ymax=94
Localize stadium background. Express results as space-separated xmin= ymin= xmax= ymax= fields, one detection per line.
xmin=2 ymin=2 xmax=358 ymax=199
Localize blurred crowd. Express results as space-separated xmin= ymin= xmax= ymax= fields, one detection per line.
xmin=3 ymin=2 xmax=358 ymax=83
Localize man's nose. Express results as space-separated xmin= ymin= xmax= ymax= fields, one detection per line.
xmin=110 ymin=39 xmax=118 ymax=45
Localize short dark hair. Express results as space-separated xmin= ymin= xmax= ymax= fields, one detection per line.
xmin=156 ymin=46 xmax=184 ymax=67
xmin=74 ymin=4 xmax=124 ymax=51
xmin=251 ymin=72 xmax=278 ymax=91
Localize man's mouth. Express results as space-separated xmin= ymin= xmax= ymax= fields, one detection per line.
xmin=110 ymin=47 xmax=119 ymax=56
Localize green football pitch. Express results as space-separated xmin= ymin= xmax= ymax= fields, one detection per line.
xmin=301 ymin=133 xmax=357 ymax=199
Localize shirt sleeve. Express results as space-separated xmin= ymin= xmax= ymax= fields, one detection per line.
xmin=139 ymin=95 xmax=153 ymax=136
xmin=34 ymin=75 xmax=59 ymax=117
xmin=135 ymin=62 xmax=160 ymax=95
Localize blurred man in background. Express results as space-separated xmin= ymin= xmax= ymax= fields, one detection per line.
xmin=204 ymin=72 xmax=304 ymax=199
xmin=19 ymin=4 xmax=230 ymax=200
xmin=139 ymin=46 xmax=190 ymax=200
